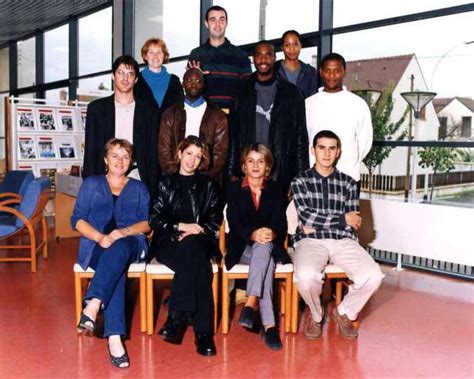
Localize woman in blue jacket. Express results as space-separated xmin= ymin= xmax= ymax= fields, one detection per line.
xmin=275 ymin=30 xmax=317 ymax=99
xmin=72 ymin=138 xmax=150 ymax=369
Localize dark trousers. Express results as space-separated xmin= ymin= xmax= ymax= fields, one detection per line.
xmin=84 ymin=237 xmax=138 ymax=337
xmin=154 ymin=235 xmax=214 ymax=334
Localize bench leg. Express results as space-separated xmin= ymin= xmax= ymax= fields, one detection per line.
xmin=284 ymin=274 xmax=292 ymax=333
xmin=74 ymin=273 xmax=83 ymax=332
xmin=221 ymin=272 xmax=229 ymax=334
xmin=291 ymin=283 xmax=299 ymax=334
xmin=139 ymin=272 xmax=146 ymax=333
xmin=146 ymin=275 xmax=154 ymax=335
xmin=212 ymin=272 xmax=218 ymax=334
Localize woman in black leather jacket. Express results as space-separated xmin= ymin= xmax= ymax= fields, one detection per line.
xmin=149 ymin=135 xmax=223 ymax=357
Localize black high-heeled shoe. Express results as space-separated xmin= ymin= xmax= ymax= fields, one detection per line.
xmin=108 ymin=345 xmax=130 ymax=369
xmin=77 ymin=312 xmax=95 ymax=336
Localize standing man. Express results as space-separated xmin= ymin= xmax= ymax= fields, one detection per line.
xmin=305 ymin=53 xmax=373 ymax=182
xmin=159 ymin=68 xmax=228 ymax=179
xmin=228 ymin=41 xmax=309 ymax=194
xmin=291 ymin=130 xmax=384 ymax=340
xmin=83 ymin=55 xmax=160 ymax=197
xmin=188 ymin=5 xmax=252 ymax=112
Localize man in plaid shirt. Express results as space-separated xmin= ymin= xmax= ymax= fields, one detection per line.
xmin=291 ymin=130 xmax=384 ymax=340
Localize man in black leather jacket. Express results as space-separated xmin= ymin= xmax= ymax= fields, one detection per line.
xmin=227 ymin=41 xmax=309 ymax=194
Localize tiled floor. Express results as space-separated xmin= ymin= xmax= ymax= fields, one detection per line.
xmin=0 ymin=231 xmax=473 ymax=378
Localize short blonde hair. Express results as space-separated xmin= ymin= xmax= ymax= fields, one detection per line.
xmin=141 ymin=38 xmax=170 ymax=64
xmin=240 ymin=143 xmax=273 ymax=177
xmin=103 ymin=138 xmax=134 ymax=158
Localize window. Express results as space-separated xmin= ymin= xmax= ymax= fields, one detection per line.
xmin=461 ymin=116 xmax=472 ymax=138
xmin=219 ymin=0 xmax=319 ymax=45
xmin=45 ymin=87 xmax=69 ymax=103
xmin=44 ymin=25 xmax=69 ymax=83
xmin=78 ymin=74 xmax=112 ymax=92
xmin=333 ymin=12 xmax=473 ymax=143
xmin=134 ymin=0 xmax=199 ymax=60
xmin=17 ymin=37 xmax=36 ymax=88
xmin=0 ymin=48 xmax=9 ymax=92
xmin=79 ymin=7 xmax=112 ymax=76
xmin=334 ymin=0 xmax=472 ymax=27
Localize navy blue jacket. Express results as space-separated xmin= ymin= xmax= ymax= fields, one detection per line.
xmin=275 ymin=60 xmax=317 ymax=99
xmin=71 ymin=176 xmax=150 ymax=270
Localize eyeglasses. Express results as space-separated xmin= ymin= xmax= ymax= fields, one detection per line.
xmin=115 ymin=70 xmax=136 ymax=79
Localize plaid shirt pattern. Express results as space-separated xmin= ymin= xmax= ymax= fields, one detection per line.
xmin=291 ymin=168 xmax=359 ymax=242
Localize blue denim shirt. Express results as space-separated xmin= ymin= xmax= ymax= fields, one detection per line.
xmin=71 ymin=175 xmax=150 ymax=269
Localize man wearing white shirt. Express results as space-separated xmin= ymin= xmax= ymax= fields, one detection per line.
xmin=305 ymin=53 xmax=373 ymax=182
xmin=84 ymin=55 xmax=160 ymax=197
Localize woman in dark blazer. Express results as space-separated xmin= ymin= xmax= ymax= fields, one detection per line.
xmin=72 ymin=138 xmax=150 ymax=369
xmin=275 ymin=30 xmax=317 ymax=99
xmin=149 ymin=135 xmax=223 ymax=357
xmin=134 ymin=37 xmax=184 ymax=113
xmin=226 ymin=143 xmax=290 ymax=350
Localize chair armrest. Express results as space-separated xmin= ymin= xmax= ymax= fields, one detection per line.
xmin=0 ymin=198 xmax=21 ymax=207
xmin=0 ymin=192 xmax=21 ymax=201
xmin=0 ymin=205 xmax=30 ymax=228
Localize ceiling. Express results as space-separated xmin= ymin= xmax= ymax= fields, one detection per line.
xmin=0 ymin=0 xmax=112 ymax=47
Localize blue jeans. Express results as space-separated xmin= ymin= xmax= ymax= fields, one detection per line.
xmin=84 ymin=237 xmax=138 ymax=337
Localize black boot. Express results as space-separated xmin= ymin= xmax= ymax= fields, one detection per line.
xmin=194 ymin=333 xmax=217 ymax=356
xmin=158 ymin=313 xmax=187 ymax=345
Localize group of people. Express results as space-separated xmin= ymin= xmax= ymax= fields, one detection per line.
xmin=72 ymin=5 xmax=384 ymax=370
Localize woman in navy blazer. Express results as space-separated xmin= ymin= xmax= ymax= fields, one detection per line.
xmin=72 ymin=138 xmax=150 ymax=369
xmin=226 ymin=144 xmax=290 ymax=350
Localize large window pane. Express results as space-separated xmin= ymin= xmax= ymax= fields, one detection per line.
xmin=17 ymin=37 xmax=35 ymax=88
xmin=45 ymin=87 xmax=69 ymax=103
xmin=78 ymin=74 xmax=112 ymax=92
xmin=219 ymin=0 xmax=319 ymax=45
xmin=134 ymin=0 xmax=199 ymax=60
xmin=334 ymin=0 xmax=472 ymax=27
xmin=45 ymin=25 xmax=69 ymax=82
xmin=79 ymin=7 xmax=112 ymax=76
xmin=333 ymin=13 xmax=474 ymax=207
xmin=0 ymin=48 xmax=9 ymax=92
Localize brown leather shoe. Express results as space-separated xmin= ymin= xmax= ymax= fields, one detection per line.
xmin=332 ymin=308 xmax=358 ymax=339
xmin=304 ymin=317 xmax=322 ymax=339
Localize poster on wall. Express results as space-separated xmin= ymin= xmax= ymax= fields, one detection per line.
xmin=18 ymin=136 xmax=37 ymax=160
xmin=75 ymin=135 xmax=84 ymax=160
xmin=17 ymin=107 xmax=36 ymax=131
xmin=37 ymin=108 xmax=57 ymax=131
xmin=57 ymin=109 xmax=76 ymax=132
xmin=56 ymin=136 xmax=77 ymax=159
xmin=80 ymin=109 xmax=87 ymax=132
xmin=37 ymin=136 xmax=57 ymax=159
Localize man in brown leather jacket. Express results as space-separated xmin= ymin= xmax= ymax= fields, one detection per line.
xmin=158 ymin=68 xmax=229 ymax=179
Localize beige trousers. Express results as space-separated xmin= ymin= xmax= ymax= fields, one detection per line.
xmin=294 ymin=238 xmax=384 ymax=322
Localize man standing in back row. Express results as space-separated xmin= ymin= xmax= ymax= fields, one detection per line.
xmin=305 ymin=53 xmax=373 ymax=183
xmin=227 ymin=41 xmax=309 ymax=195
xmin=188 ymin=5 xmax=252 ymax=112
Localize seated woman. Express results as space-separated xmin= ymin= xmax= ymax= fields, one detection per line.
xmin=72 ymin=138 xmax=150 ymax=369
xmin=275 ymin=30 xmax=317 ymax=99
xmin=149 ymin=135 xmax=223 ymax=356
xmin=225 ymin=143 xmax=290 ymax=350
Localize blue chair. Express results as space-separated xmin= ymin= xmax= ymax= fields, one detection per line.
xmin=0 ymin=170 xmax=34 ymax=202
xmin=0 ymin=177 xmax=51 ymax=273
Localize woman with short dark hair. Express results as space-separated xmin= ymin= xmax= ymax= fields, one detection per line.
xmin=275 ymin=30 xmax=317 ymax=99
